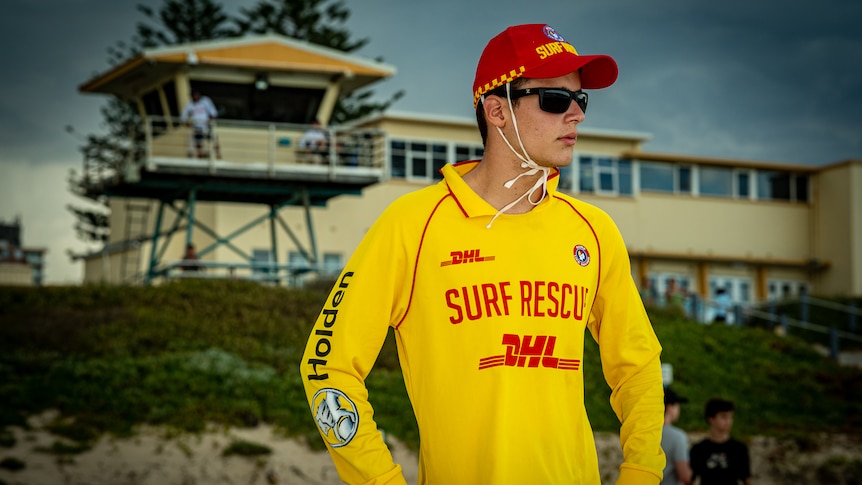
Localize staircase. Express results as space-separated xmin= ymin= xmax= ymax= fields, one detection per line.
xmin=119 ymin=202 xmax=150 ymax=283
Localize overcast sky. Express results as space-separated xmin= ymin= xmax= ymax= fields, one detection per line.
xmin=1 ymin=0 xmax=860 ymax=284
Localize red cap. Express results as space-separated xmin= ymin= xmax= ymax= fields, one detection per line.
xmin=473 ymin=24 xmax=618 ymax=108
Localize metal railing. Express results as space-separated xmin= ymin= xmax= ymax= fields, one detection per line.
xmin=664 ymin=291 xmax=862 ymax=361
xmin=163 ymin=259 xmax=340 ymax=287
xmin=145 ymin=116 xmax=386 ymax=168
xmin=74 ymin=117 xmax=388 ymax=195
xmin=747 ymin=294 xmax=862 ymax=358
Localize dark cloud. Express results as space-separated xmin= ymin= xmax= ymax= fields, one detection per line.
xmin=347 ymin=0 xmax=862 ymax=164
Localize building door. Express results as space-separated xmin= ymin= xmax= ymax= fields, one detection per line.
xmin=654 ymin=273 xmax=693 ymax=300
xmin=707 ymin=276 xmax=753 ymax=324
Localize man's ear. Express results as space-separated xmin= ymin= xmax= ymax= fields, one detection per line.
xmin=482 ymin=95 xmax=507 ymax=129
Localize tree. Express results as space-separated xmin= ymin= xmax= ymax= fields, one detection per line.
xmin=68 ymin=0 xmax=237 ymax=249
xmin=103 ymin=0 xmax=237 ymax=67
xmin=135 ymin=0 xmax=236 ymax=46
xmin=331 ymin=86 xmax=404 ymax=126
xmin=236 ymin=0 xmax=365 ymax=50
xmin=66 ymin=205 xmax=110 ymax=243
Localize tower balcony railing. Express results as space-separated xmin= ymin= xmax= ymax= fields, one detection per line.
xmin=75 ymin=116 xmax=388 ymax=196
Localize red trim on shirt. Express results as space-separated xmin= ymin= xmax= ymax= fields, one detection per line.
xmin=554 ymin=195 xmax=602 ymax=316
xmin=395 ymin=193 xmax=453 ymax=330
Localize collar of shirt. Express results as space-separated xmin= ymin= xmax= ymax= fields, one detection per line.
xmin=441 ymin=160 xmax=562 ymax=219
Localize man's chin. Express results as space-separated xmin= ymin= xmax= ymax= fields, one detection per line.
xmin=537 ymin=158 xmax=573 ymax=168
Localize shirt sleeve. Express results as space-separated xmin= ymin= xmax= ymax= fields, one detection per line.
xmin=586 ymin=217 xmax=665 ymax=485
xmin=204 ymin=97 xmax=218 ymax=118
xmin=689 ymin=440 xmax=703 ymax=481
xmin=738 ymin=441 xmax=752 ymax=480
xmin=299 ymin=203 xmax=414 ymax=484
xmin=666 ymin=428 xmax=688 ymax=465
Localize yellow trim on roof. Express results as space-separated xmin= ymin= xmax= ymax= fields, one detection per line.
xmin=147 ymin=42 xmax=390 ymax=77
xmin=79 ymin=56 xmax=148 ymax=93
xmin=80 ymin=36 xmax=394 ymax=94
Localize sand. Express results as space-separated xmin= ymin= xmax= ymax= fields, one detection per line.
xmin=1 ymin=411 xmax=860 ymax=484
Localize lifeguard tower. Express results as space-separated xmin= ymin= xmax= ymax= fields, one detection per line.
xmin=73 ymin=34 xmax=395 ymax=285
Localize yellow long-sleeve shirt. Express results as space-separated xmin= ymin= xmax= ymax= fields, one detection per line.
xmin=301 ymin=161 xmax=665 ymax=484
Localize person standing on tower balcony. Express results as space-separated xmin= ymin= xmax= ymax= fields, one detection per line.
xmin=181 ymin=90 xmax=221 ymax=159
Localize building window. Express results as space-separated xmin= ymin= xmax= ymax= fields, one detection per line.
xmin=192 ymin=80 xmax=324 ymax=124
xmin=618 ymin=159 xmax=633 ymax=195
xmin=597 ymin=158 xmax=615 ymax=192
xmin=141 ymin=88 xmax=166 ymax=136
xmin=252 ymin=249 xmax=273 ymax=274
xmin=756 ymin=171 xmax=809 ymax=202
xmin=558 ymin=163 xmax=574 ymax=191
xmin=322 ymin=253 xmax=343 ymax=276
xmin=455 ymin=144 xmax=484 ymax=163
xmin=578 ymin=156 xmax=595 ymax=192
xmin=739 ymin=281 xmax=751 ymax=303
xmin=287 ymin=251 xmax=342 ymax=274
xmin=757 ymin=171 xmax=791 ymax=201
xmin=432 ymin=144 xmax=447 ymax=180
xmin=706 ymin=276 xmax=753 ymax=324
xmin=678 ymin=166 xmax=692 ymax=193
xmin=736 ymin=171 xmax=751 ymax=198
xmin=640 ymin=162 xmax=674 ymax=193
xmin=795 ymin=174 xmax=809 ymax=202
xmin=767 ymin=278 xmax=810 ymax=301
xmin=652 ymin=273 xmax=693 ymax=306
xmin=576 ymin=155 xmax=632 ymax=196
xmin=390 ymin=141 xmax=406 ymax=178
xmin=25 ymin=252 xmax=43 ymax=265
xmin=699 ymin=166 xmax=734 ymax=197
xmin=640 ymin=161 xmax=693 ymax=194
xmin=288 ymin=250 xmax=312 ymax=271
xmin=389 ymin=139 xmax=479 ymax=182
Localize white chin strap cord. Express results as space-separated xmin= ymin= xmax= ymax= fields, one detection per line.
xmin=482 ymin=83 xmax=551 ymax=229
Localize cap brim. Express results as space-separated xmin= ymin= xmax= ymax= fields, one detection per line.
xmin=528 ymin=54 xmax=618 ymax=89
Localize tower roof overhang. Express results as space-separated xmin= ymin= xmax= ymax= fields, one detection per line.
xmin=79 ymin=34 xmax=396 ymax=99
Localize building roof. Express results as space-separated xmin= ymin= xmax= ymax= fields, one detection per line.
xmin=623 ymin=150 xmax=822 ymax=172
xmin=79 ymin=34 xmax=396 ymax=99
xmin=354 ymin=110 xmax=653 ymax=142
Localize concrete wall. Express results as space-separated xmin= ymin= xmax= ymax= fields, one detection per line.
xmin=814 ymin=161 xmax=861 ymax=295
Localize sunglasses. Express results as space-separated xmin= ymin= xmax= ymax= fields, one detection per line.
xmin=489 ymin=87 xmax=589 ymax=114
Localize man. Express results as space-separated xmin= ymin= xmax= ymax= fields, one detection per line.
xmin=712 ymin=287 xmax=732 ymax=324
xmin=690 ymin=398 xmax=752 ymax=485
xmin=661 ymin=387 xmax=693 ymax=485
xmin=297 ymin=119 xmax=329 ymax=164
xmin=300 ymin=23 xmax=665 ymax=484
xmin=181 ymin=89 xmax=220 ymax=158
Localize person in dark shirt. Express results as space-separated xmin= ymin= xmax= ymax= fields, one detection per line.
xmin=690 ymin=398 xmax=751 ymax=485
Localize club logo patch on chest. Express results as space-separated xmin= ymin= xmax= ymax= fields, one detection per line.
xmin=573 ymin=244 xmax=590 ymax=267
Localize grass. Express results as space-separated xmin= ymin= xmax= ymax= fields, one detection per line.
xmin=0 ymin=279 xmax=860 ymax=455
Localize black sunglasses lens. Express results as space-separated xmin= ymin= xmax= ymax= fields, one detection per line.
xmin=539 ymin=90 xmax=572 ymax=113
xmin=538 ymin=89 xmax=588 ymax=114
xmin=574 ymin=92 xmax=588 ymax=113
